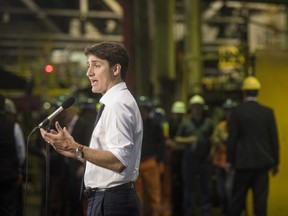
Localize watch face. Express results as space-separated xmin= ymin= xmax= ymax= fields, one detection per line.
xmin=76 ymin=149 xmax=83 ymax=158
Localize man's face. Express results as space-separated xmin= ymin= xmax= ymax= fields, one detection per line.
xmin=190 ymin=104 xmax=204 ymax=119
xmin=86 ymin=55 xmax=115 ymax=95
xmin=139 ymin=106 xmax=150 ymax=120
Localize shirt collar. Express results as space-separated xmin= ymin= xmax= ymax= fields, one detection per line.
xmin=245 ymin=96 xmax=257 ymax=102
xmin=100 ymin=82 xmax=127 ymax=106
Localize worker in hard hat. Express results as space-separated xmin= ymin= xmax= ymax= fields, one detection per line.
xmin=167 ymin=100 xmax=187 ymax=216
xmin=227 ymin=76 xmax=279 ymax=216
xmin=135 ymin=96 xmax=165 ymax=216
xmin=175 ymin=95 xmax=214 ymax=216
xmin=150 ymin=105 xmax=173 ymax=216
xmin=211 ymin=98 xmax=237 ymax=216
xmin=169 ymin=101 xmax=187 ymax=143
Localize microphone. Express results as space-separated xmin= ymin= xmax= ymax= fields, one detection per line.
xmin=38 ymin=96 xmax=75 ymax=128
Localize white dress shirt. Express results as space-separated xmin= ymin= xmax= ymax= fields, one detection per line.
xmin=84 ymin=82 xmax=143 ymax=188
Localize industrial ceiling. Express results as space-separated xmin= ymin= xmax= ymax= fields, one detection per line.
xmin=0 ymin=0 xmax=287 ymax=79
xmin=0 ymin=0 xmax=123 ymax=70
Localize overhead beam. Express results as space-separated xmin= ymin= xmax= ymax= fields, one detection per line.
xmin=0 ymin=32 xmax=122 ymax=42
xmin=0 ymin=32 xmax=123 ymax=61
xmin=227 ymin=0 xmax=288 ymax=4
xmin=0 ymin=7 xmax=122 ymax=19
xmin=20 ymin=0 xmax=62 ymax=32
xmin=103 ymin=0 xmax=123 ymax=16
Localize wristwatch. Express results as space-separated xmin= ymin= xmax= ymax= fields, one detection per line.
xmin=75 ymin=146 xmax=84 ymax=158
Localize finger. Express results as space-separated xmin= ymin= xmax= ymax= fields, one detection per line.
xmin=40 ymin=128 xmax=47 ymax=137
xmin=40 ymin=128 xmax=51 ymax=141
xmin=40 ymin=128 xmax=57 ymax=144
xmin=50 ymin=129 xmax=58 ymax=135
xmin=55 ymin=121 xmax=63 ymax=132
xmin=63 ymin=127 xmax=72 ymax=138
xmin=52 ymin=144 xmax=57 ymax=151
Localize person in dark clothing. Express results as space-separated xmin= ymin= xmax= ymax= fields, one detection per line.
xmin=175 ymin=95 xmax=214 ymax=216
xmin=37 ymin=96 xmax=95 ymax=216
xmin=227 ymin=76 xmax=279 ymax=216
xmin=0 ymin=94 xmax=25 ymax=216
xmin=135 ymin=96 xmax=166 ymax=216
xmin=167 ymin=100 xmax=187 ymax=216
xmin=35 ymin=101 xmax=68 ymax=216
xmin=211 ymin=98 xmax=237 ymax=216
xmin=57 ymin=99 xmax=94 ymax=216
xmin=5 ymin=98 xmax=26 ymax=216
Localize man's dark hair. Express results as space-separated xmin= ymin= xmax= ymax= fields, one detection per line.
xmin=84 ymin=42 xmax=129 ymax=81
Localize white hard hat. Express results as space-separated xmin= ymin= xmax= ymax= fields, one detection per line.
xmin=189 ymin=95 xmax=205 ymax=105
xmin=171 ymin=101 xmax=187 ymax=114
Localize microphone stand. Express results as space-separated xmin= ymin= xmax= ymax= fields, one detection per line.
xmin=44 ymin=124 xmax=51 ymax=216
xmin=25 ymin=97 xmax=75 ymax=215
xmin=24 ymin=123 xmax=52 ymax=216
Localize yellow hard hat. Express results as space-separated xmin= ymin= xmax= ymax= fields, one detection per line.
xmin=242 ymin=76 xmax=261 ymax=90
xmin=189 ymin=95 xmax=205 ymax=105
xmin=171 ymin=101 xmax=186 ymax=114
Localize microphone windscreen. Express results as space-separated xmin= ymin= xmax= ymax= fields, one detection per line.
xmin=62 ymin=97 xmax=75 ymax=110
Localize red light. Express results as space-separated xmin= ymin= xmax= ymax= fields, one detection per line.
xmin=45 ymin=64 xmax=54 ymax=73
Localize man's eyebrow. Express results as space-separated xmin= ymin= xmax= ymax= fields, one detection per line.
xmin=87 ymin=60 xmax=100 ymax=64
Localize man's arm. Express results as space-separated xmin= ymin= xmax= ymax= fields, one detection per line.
xmin=82 ymin=147 xmax=125 ymax=172
xmin=269 ymin=109 xmax=280 ymax=176
xmin=175 ymin=135 xmax=197 ymax=144
xmin=40 ymin=122 xmax=125 ymax=173
xmin=226 ymin=109 xmax=238 ymax=169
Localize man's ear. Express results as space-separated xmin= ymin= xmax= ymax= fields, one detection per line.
xmin=113 ymin=64 xmax=121 ymax=76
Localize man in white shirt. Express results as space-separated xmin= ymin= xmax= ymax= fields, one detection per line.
xmin=40 ymin=42 xmax=143 ymax=216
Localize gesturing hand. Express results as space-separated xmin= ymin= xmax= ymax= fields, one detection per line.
xmin=40 ymin=121 xmax=77 ymax=157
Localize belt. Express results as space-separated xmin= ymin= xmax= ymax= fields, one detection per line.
xmin=84 ymin=182 xmax=135 ymax=198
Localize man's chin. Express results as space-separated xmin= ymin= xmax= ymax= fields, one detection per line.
xmin=91 ymin=87 xmax=100 ymax=94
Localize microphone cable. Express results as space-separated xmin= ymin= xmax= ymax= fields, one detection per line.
xmin=23 ymin=124 xmax=51 ymax=216
xmin=23 ymin=96 xmax=75 ymax=215
xmin=23 ymin=127 xmax=37 ymax=215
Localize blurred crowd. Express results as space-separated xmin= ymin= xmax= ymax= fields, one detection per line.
xmin=0 ymin=75 xmax=279 ymax=216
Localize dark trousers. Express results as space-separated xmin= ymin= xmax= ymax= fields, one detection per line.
xmin=182 ymin=157 xmax=211 ymax=216
xmin=0 ymin=178 xmax=19 ymax=216
xmin=171 ymin=150 xmax=183 ymax=216
xmin=86 ymin=187 xmax=141 ymax=216
xmin=215 ymin=167 xmax=229 ymax=216
xmin=228 ymin=169 xmax=269 ymax=216
xmin=67 ymin=175 xmax=86 ymax=216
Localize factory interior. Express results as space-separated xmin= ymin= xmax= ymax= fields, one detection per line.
xmin=1 ymin=0 xmax=288 ymax=215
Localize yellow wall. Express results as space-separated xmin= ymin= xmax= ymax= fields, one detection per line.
xmin=255 ymin=50 xmax=288 ymax=216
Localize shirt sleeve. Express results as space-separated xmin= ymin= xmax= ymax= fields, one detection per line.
xmin=104 ymin=101 xmax=135 ymax=167
xmin=268 ymin=109 xmax=279 ymax=166
xmin=14 ymin=123 xmax=26 ymax=165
